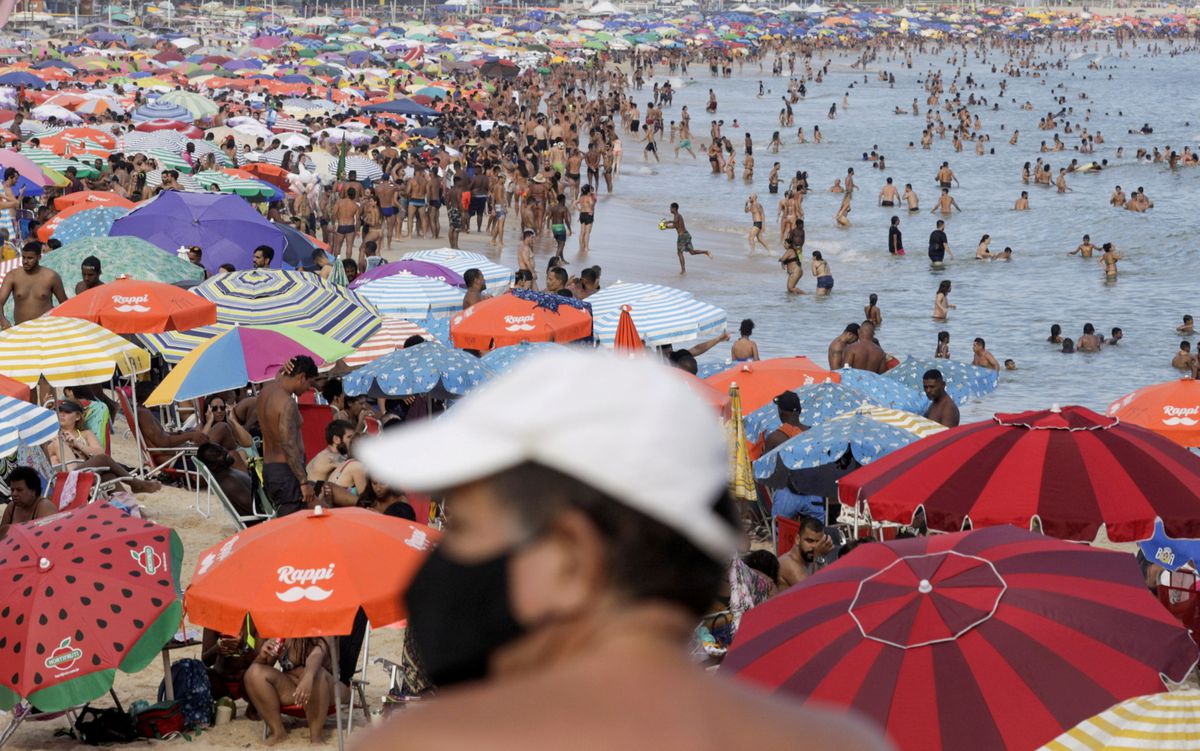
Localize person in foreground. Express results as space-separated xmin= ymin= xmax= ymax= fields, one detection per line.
xmin=354 ymin=350 xmax=890 ymax=751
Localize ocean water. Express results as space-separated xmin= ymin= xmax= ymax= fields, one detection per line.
xmin=505 ymin=39 xmax=1200 ymax=420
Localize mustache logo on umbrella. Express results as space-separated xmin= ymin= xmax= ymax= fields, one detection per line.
xmin=503 ymin=314 xmax=536 ymax=332
xmin=1162 ymin=405 xmax=1200 ymax=426
xmin=275 ymin=564 xmax=335 ymax=602
xmin=111 ymin=294 xmax=151 ymax=313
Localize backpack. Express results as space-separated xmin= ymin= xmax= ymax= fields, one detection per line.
xmin=72 ymin=706 xmax=139 ymax=746
xmin=158 ymin=658 xmax=214 ymax=729
xmin=134 ymin=700 xmax=187 ymax=739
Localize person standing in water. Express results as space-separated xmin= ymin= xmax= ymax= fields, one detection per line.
xmin=812 ymin=251 xmax=833 ymax=296
xmin=864 ymin=293 xmax=882 ymax=326
xmin=664 ymin=203 xmax=712 ymax=274
xmin=933 ymin=280 xmax=955 ymax=321
xmin=1100 ymin=242 xmax=1123 ymax=279
xmin=745 ymin=194 xmax=770 ymax=253
xmin=888 ymin=215 xmax=904 ymax=255
xmin=730 ymin=319 xmax=760 ymax=362
xmin=780 ymin=220 xmax=805 ymax=294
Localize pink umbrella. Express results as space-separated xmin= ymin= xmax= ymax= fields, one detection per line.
xmin=0 ymin=149 xmax=52 ymax=186
xmin=350 ymin=260 xmax=465 ymax=289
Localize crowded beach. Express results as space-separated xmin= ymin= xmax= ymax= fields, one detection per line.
xmin=2 ymin=2 xmax=1200 ymax=750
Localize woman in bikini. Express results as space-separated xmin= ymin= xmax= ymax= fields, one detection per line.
xmin=730 ymin=319 xmax=760 ymax=362
xmin=575 ymin=184 xmax=596 ymax=254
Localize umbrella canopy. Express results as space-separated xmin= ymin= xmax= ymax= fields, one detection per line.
xmin=724 ymin=526 xmax=1199 ymax=751
xmin=50 ymin=278 xmax=217 ymax=334
xmin=743 ymin=381 xmax=876 ymax=441
xmin=190 ymin=270 xmax=380 ymax=346
xmin=39 ymin=206 xmax=128 ymax=247
xmin=53 ymin=191 xmax=131 ymax=211
xmin=0 ymin=393 xmax=57 ymax=448
xmin=1107 ymin=378 xmax=1200 ymax=448
xmin=146 ymin=325 xmax=354 ymax=406
xmin=363 ymin=97 xmax=439 ymax=116
xmin=705 ymin=357 xmax=839 ymax=413
xmin=727 ymin=384 xmax=757 ymax=504
xmin=343 ymin=341 xmax=491 ymax=399
xmin=401 ymin=249 xmax=513 ymax=289
xmin=837 ymin=366 xmax=930 ymax=414
xmin=838 ymin=405 xmax=1200 ymax=542
xmin=886 ymin=356 xmax=998 ymax=403
xmin=478 ymin=341 xmax=566 ymax=373
xmin=109 ymin=191 xmax=286 ymax=273
xmin=42 ymin=237 xmax=205 ymax=292
xmin=589 ymin=282 xmax=726 ymax=348
xmin=350 ymin=259 xmax=464 ymax=289
xmin=353 ymin=272 xmax=463 ymax=319
xmin=0 ymin=503 xmax=183 ymax=712
xmin=1040 ymin=690 xmax=1200 ymax=750
xmin=0 ymin=317 xmax=144 ymax=387
xmin=343 ymin=317 xmax=435 ymax=368
xmin=450 ymin=291 xmax=592 ymax=351
xmin=0 ymin=150 xmax=53 ymax=186
xmin=184 ymin=506 xmax=438 ymax=637
xmin=132 ymin=99 xmax=194 ymax=123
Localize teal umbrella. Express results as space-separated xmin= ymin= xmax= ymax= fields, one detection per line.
xmin=43 ymin=237 xmax=205 ymax=293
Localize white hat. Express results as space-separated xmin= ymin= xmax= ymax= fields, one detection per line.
xmin=356 ymin=349 xmax=739 ymax=560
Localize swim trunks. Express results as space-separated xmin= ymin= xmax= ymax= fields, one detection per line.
xmin=408 ymin=199 xmax=426 ymax=208
xmin=381 ymin=206 xmax=397 ymax=217
xmin=552 ymin=223 xmax=567 ymax=240
xmin=337 ymin=225 xmax=355 ymax=235
xmin=448 ymin=206 xmax=462 ymax=230
xmin=579 ymin=212 xmax=593 ymax=225
xmin=817 ymin=275 xmax=834 ymax=289
xmin=264 ymin=462 xmax=303 ymax=517
xmin=469 ymin=196 xmax=487 ymax=215
xmin=753 ymin=221 xmax=762 ymax=229
xmin=768 ymin=183 xmax=778 ymax=194
xmin=881 ymin=200 xmax=894 ymax=207
xmin=677 ymin=231 xmax=694 ymax=254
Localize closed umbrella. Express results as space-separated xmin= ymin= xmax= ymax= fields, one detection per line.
xmin=611 ymin=306 xmax=644 ymax=353
xmin=724 ymin=526 xmax=1199 ymax=751
xmin=109 ymin=191 xmax=286 ymax=273
xmin=344 ymin=341 xmax=491 ymax=399
xmin=190 ymin=270 xmax=381 ymax=346
xmin=727 ymin=384 xmax=757 ymax=504
xmin=838 ymin=405 xmax=1200 ymax=542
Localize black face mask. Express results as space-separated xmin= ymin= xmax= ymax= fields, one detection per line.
xmin=404 ymin=547 xmax=525 ymax=688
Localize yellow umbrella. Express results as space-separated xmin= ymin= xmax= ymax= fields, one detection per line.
xmin=1040 ymin=690 xmax=1200 ymax=750
xmin=727 ymin=382 xmax=758 ymax=503
xmin=828 ymin=405 xmax=946 ymax=439
xmin=0 ymin=316 xmax=147 ymax=386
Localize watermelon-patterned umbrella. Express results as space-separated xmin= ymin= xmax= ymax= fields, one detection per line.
xmin=0 ymin=503 xmax=184 ymax=712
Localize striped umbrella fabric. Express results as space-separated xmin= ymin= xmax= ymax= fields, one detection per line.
xmin=838 ymin=405 xmax=1200 ymax=542
xmin=589 ymin=282 xmax=726 ymax=348
xmin=0 ymin=316 xmax=145 ymax=386
xmin=833 ymin=405 xmax=947 ymax=439
xmin=20 ymin=148 xmax=101 ymax=178
xmin=885 ymin=356 xmax=998 ymax=404
xmin=191 ymin=270 xmax=381 ymax=346
xmin=136 ymin=324 xmax=231 ymax=364
xmin=402 ymin=249 xmax=513 ymax=289
xmin=724 ymin=526 xmax=1200 ymax=751
xmin=192 ymin=170 xmax=276 ymax=198
xmin=727 ymin=384 xmax=757 ymax=504
xmin=132 ymin=99 xmax=194 ymax=123
xmin=324 ymin=154 xmax=383 ymax=182
xmin=344 ymin=317 xmax=435 ymax=368
xmin=0 ymin=394 xmax=58 ymax=448
xmin=1040 ymin=690 xmax=1200 ymax=750
xmin=353 ymin=272 xmax=463 ymax=319
xmin=343 ymin=341 xmax=491 ymax=399
xmin=118 ymin=130 xmax=188 ymax=152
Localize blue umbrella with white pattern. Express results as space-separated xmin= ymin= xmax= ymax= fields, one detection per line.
xmin=884 ymin=356 xmax=998 ymax=404
xmin=837 ymin=366 xmax=930 ymax=414
xmin=342 ymin=341 xmax=492 ymax=399
xmin=49 ymin=206 xmax=129 ymax=247
xmin=743 ymin=381 xmax=877 ymax=442
xmin=401 ymin=249 xmax=513 ymax=290
xmin=589 ymin=282 xmax=726 ymax=347
xmin=353 ymin=272 xmax=463 ymax=320
xmin=0 ymin=394 xmax=58 ymax=454
xmin=480 ymin=341 xmax=566 ymax=372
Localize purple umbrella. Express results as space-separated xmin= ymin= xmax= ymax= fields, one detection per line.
xmin=108 ymin=191 xmax=285 ymax=274
xmin=350 ymin=260 xmax=465 ymax=289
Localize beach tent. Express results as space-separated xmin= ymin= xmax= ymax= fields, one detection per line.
xmin=587 ymin=1 xmax=627 ymax=16
xmin=804 ymin=2 xmax=828 ymax=13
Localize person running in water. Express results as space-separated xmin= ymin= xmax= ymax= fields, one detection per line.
xmin=664 ymin=203 xmax=711 ymax=274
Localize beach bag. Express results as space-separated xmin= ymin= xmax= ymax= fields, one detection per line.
xmin=158 ymin=658 xmax=214 ymax=728
xmin=72 ymin=706 xmax=139 ymax=745
xmin=134 ymin=700 xmax=187 ymax=739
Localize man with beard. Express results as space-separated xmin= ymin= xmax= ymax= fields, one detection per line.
xmin=306 ymin=419 xmax=356 ymax=484
xmin=777 ymin=515 xmax=834 ymax=587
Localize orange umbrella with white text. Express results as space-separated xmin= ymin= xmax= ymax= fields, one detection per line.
xmin=1108 ymin=378 xmax=1200 ymax=448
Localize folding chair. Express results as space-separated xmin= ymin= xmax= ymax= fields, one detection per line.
xmin=114 ymin=388 xmax=198 ymax=489
xmin=774 ymin=516 xmax=801 ymax=557
xmin=298 ymin=404 xmax=336 ymax=464
xmin=193 ymin=460 xmax=274 ymax=530
xmin=1157 ymin=569 xmax=1200 ymax=641
xmin=49 ymin=469 xmax=104 ymax=512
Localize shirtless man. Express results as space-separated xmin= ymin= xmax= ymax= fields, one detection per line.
xmin=935 ymin=161 xmax=959 ymax=188
xmin=330 ymin=188 xmax=360 ymax=260
xmin=375 ymin=176 xmax=400 ymax=250
xmin=878 ymin=177 xmax=899 ymax=207
xmin=1110 ymin=185 xmax=1126 ymax=207
xmin=1013 ymin=191 xmax=1029 ymax=210
xmin=0 ymin=242 xmax=67 ymax=328
xmin=547 ymin=194 xmax=572 ymax=261
xmin=1077 ymin=324 xmax=1103 ymax=353
xmin=923 ymin=369 xmax=960 ymax=428
xmin=258 ymin=355 xmax=318 ymax=517
xmin=827 ymin=323 xmax=859 ymax=370
xmin=971 ymin=337 xmax=1000 ymax=371
xmin=75 ymin=256 xmax=103 ymax=295
xmin=777 ymin=516 xmax=835 ymax=588
xmin=902 ymin=183 xmax=919 ymax=211
xmin=1172 ymin=342 xmax=1194 ymax=371
xmin=843 ymin=321 xmax=887 ymax=373
xmin=517 ymin=229 xmax=537 ymax=284
xmin=664 ymin=202 xmax=711 ymax=274
xmin=1069 ymin=234 xmax=1095 ymax=257
xmin=745 ymin=194 xmax=769 ymax=252
xmin=930 ymin=188 xmax=961 ymax=214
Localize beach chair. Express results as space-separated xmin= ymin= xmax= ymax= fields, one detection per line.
xmin=114 ymin=388 xmax=198 ymax=489
xmin=1157 ymin=570 xmax=1200 ymax=641
xmin=50 ymin=469 xmax=103 ymax=512
xmin=298 ymin=404 xmax=336 ymax=464
xmin=775 ymin=515 xmax=801 ymax=557
xmin=193 ymin=460 xmax=274 ymax=530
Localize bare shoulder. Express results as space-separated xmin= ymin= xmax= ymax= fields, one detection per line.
xmin=713 ymin=678 xmax=893 ymax=750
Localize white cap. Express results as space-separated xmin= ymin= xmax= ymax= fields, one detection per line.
xmin=355 ymin=349 xmax=739 ymax=561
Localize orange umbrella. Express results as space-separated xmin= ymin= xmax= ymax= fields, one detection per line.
xmin=0 ymin=372 xmax=29 ymax=400
xmin=612 ymin=304 xmax=644 ymax=353
xmin=239 ymin=162 xmax=291 ymax=190
xmin=1108 ymin=378 xmax=1200 ymax=448
xmin=704 ymin=357 xmax=839 ymax=413
xmin=450 ymin=291 xmax=592 ymax=351
xmin=183 ymin=506 xmax=439 ymax=638
xmin=52 ymin=190 xmax=134 ymax=211
xmin=50 ymin=277 xmax=217 ymax=334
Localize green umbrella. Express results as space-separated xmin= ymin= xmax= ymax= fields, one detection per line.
xmin=193 ymin=171 xmax=276 ymax=199
xmin=20 ymin=149 xmax=101 ymax=179
xmin=159 ymin=90 xmax=220 ymax=120
xmin=138 ymin=323 xmax=355 ymax=365
xmin=44 ymin=237 xmax=206 ymax=294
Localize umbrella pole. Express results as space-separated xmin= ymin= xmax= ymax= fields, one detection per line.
xmin=332 ymin=638 xmax=345 ymax=751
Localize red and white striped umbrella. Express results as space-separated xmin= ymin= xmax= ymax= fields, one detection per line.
xmin=345 ymin=317 xmax=436 ymax=368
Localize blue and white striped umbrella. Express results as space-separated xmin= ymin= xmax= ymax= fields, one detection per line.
xmin=837 ymin=366 xmax=930 ymax=414
xmin=885 ymin=356 xmax=999 ymax=404
xmin=402 ymin=249 xmax=514 ymax=290
xmin=0 ymin=394 xmax=58 ymax=452
xmin=743 ymin=381 xmax=877 ymax=442
xmin=353 ymin=272 xmax=463 ymax=319
xmin=50 ymin=206 xmax=129 ymax=246
xmin=589 ymin=282 xmax=725 ymax=348
xmin=132 ymin=99 xmax=194 ymax=123
xmin=343 ymin=341 xmax=491 ymax=399
xmin=118 ymin=130 xmax=188 ymax=152
xmin=480 ymin=341 xmax=566 ymax=373
xmin=753 ymin=414 xmax=924 ymax=486
xmin=325 ymin=155 xmax=383 ymax=182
